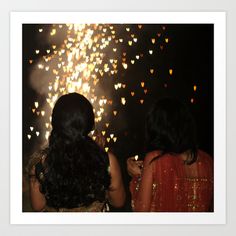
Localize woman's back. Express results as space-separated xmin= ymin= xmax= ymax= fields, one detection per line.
xmin=28 ymin=93 xmax=125 ymax=212
xmin=130 ymin=150 xmax=213 ymax=212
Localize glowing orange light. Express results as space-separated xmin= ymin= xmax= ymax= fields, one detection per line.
xmin=122 ymin=63 xmax=128 ymax=69
xmin=45 ymin=131 xmax=50 ymax=140
xmin=121 ymin=97 xmax=126 ymax=105
xmin=50 ymin=28 xmax=56 ymax=36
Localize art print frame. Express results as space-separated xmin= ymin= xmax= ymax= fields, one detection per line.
xmin=10 ymin=11 xmax=226 ymax=224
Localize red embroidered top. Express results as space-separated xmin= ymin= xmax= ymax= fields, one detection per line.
xmin=130 ymin=150 xmax=213 ymax=212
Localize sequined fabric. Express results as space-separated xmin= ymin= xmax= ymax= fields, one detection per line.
xmin=130 ymin=150 xmax=213 ymax=212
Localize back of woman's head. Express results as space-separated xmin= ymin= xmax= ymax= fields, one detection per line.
xmin=41 ymin=93 xmax=110 ymax=209
xmin=51 ymin=92 xmax=94 ymax=143
xmin=145 ymin=97 xmax=197 ymax=163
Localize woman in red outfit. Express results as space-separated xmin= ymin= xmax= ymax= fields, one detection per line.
xmin=127 ymin=98 xmax=213 ymax=212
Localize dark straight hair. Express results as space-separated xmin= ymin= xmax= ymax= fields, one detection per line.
xmin=145 ymin=97 xmax=198 ymax=164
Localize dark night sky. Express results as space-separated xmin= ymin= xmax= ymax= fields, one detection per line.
xmin=23 ymin=23 xmax=213 ymax=170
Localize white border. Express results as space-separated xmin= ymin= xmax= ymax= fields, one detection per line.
xmin=10 ymin=12 xmax=226 ymax=224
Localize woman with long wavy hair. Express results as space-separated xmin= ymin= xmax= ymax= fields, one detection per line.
xmin=28 ymin=93 xmax=125 ymax=212
xmin=127 ymin=97 xmax=213 ymax=212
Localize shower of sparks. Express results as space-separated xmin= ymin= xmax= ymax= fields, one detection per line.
xmin=140 ymin=99 xmax=144 ymax=104
xmin=121 ymin=97 xmax=126 ymax=105
xmin=27 ymin=24 xmax=174 ymax=150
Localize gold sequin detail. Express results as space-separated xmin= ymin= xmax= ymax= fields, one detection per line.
xmin=152 ymin=183 xmax=157 ymax=190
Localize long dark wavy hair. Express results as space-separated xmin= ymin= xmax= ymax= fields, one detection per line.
xmin=40 ymin=93 xmax=111 ymax=209
xmin=145 ymin=97 xmax=198 ymax=164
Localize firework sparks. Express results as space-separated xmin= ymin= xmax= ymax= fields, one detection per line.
xmin=27 ymin=24 xmax=171 ymax=151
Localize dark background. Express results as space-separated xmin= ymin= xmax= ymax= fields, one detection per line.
xmin=23 ymin=24 xmax=213 ymax=211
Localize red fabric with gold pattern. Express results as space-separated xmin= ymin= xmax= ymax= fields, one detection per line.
xmin=130 ymin=150 xmax=213 ymax=212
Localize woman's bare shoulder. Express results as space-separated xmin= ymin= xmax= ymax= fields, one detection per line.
xmin=107 ymin=152 xmax=120 ymax=169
